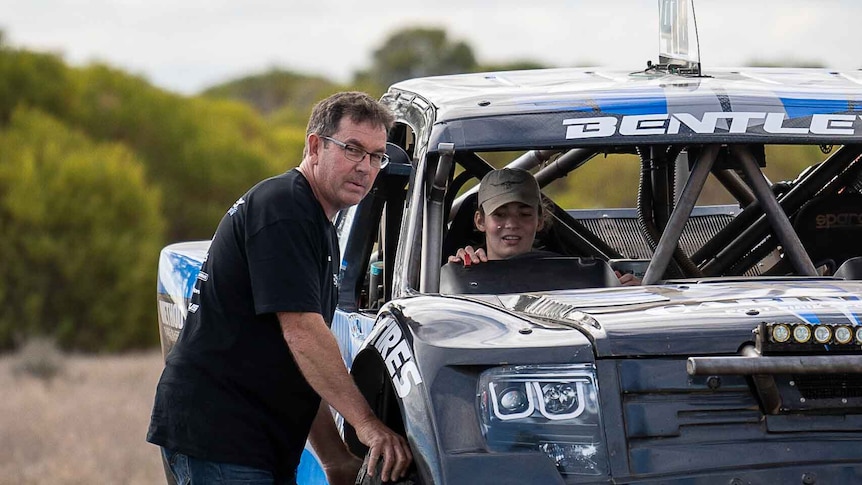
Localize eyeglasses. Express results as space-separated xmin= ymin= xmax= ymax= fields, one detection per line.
xmin=320 ymin=136 xmax=389 ymax=169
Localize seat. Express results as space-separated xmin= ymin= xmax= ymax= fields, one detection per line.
xmin=794 ymin=192 xmax=862 ymax=271
xmin=834 ymin=256 xmax=862 ymax=280
xmin=385 ymin=142 xmax=411 ymax=167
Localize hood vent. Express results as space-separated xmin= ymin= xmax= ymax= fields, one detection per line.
xmin=506 ymin=295 xmax=601 ymax=329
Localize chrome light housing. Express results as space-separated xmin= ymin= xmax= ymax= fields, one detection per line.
xmin=813 ymin=325 xmax=833 ymax=344
xmin=771 ymin=323 xmax=791 ymax=343
xmin=834 ymin=326 xmax=853 ymax=345
xmin=793 ymin=324 xmax=812 ymax=343
xmin=478 ymin=364 xmax=608 ymax=477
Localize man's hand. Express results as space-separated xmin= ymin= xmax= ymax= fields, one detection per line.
xmin=280 ymin=313 xmax=413 ymax=482
xmin=354 ymin=416 xmax=412 ymax=482
xmin=447 ymin=245 xmax=488 ymax=266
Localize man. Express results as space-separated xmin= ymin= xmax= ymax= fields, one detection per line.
xmin=449 ymin=168 xmax=641 ymax=286
xmin=148 ymin=92 xmax=412 ymax=484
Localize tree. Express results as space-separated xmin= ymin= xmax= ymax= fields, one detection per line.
xmin=0 ymin=108 xmax=165 ymax=351
xmin=358 ymin=27 xmax=478 ymax=89
xmin=69 ymin=64 xmax=292 ymax=241
xmin=744 ymin=58 xmax=825 ymax=68
xmin=0 ymin=43 xmax=75 ymax=124
xmin=202 ymin=68 xmax=341 ymax=117
xmin=477 ymin=60 xmax=550 ymax=72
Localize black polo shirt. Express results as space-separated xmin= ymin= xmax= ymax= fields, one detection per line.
xmin=148 ymin=169 xmax=339 ymax=479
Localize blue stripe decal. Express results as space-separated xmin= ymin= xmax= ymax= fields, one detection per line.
xmin=593 ymin=95 xmax=669 ymax=116
xmin=156 ymin=253 xmax=203 ymax=298
xmin=526 ymin=91 xmax=669 ymax=116
xmin=798 ymin=311 xmax=821 ymax=324
xmin=778 ymin=97 xmax=855 ymax=119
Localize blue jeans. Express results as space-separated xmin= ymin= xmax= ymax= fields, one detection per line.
xmin=161 ymin=447 xmax=296 ymax=485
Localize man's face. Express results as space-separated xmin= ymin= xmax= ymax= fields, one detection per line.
xmin=307 ymin=118 xmax=387 ymax=217
xmin=475 ymin=201 xmax=543 ymax=260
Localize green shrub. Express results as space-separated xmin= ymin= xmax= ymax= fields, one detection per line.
xmin=69 ymin=64 xmax=292 ymax=241
xmin=0 ymin=108 xmax=165 ymax=351
xmin=0 ymin=45 xmax=74 ymax=123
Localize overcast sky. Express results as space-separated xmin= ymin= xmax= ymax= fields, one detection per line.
xmin=2 ymin=0 xmax=859 ymax=95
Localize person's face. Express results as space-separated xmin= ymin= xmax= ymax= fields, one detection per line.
xmin=306 ymin=117 xmax=387 ymax=218
xmin=475 ymin=201 xmax=543 ymax=260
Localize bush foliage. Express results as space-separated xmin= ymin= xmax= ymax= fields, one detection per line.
xmin=0 ymin=44 xmax=303 ymax=352
xmin=69 ymin=64 xmax=297 ymax=241
xmin=0 ymin=108 xmax=164 ymax=351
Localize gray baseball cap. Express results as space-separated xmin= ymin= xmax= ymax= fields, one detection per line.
xmin=477 ymin=168 xmax=541 ymax=215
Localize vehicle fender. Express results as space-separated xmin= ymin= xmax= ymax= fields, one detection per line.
xmin=349 ymin=313 xmax=443 ymax=485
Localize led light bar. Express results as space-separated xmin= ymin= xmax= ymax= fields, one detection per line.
xmin=764 ymin=322 xmax=862 ymax=347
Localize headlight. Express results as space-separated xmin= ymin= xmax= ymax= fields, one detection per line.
xmin=478 ymin=364 xmax=608 ymax=477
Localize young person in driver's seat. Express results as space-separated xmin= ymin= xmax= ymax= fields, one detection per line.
xmin=447 ymin=168 xmax=641 ymax=286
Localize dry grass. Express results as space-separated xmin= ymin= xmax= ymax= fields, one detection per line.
xmin=0 ymin=348 xmax=167 ymax=484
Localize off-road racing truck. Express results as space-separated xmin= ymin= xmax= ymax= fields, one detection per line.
xmin=156 ymin=1 xmax=862 ymax=483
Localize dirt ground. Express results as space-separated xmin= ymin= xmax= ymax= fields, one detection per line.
xmin=0 ymin=348 xmax=167 ymax=484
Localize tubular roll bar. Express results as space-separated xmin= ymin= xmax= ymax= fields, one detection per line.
xmin=697 ymin=145 xmax=861 ymax=275
xmin=643 ymin=145 xmax=719 ymax=284
xmin=733 ymin=146 xmax=818 ymax=276
xmin=421 ymin=143 xmax=455 ymax=293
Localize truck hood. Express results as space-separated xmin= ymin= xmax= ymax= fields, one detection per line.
xmin=492 ymin=279 xmax=862 ymax=357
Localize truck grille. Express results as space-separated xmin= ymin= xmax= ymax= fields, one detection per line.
xmin=612 ymin=358 xmax=862 ymax=477
xmin=793 ymin=373 xmax=862 ymax=400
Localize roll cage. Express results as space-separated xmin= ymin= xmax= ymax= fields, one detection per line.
xmin=423 ymin=143 xmax=862 ymax=288
xmin=336 ymin=129 xmax=862 ymax=311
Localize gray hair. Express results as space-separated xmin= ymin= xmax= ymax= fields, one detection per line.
xmin=303 ymin=91 xmax=395 ymax=157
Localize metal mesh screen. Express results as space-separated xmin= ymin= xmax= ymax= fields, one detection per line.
xmin=574 ymin=206 xmax=737 ymax=260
